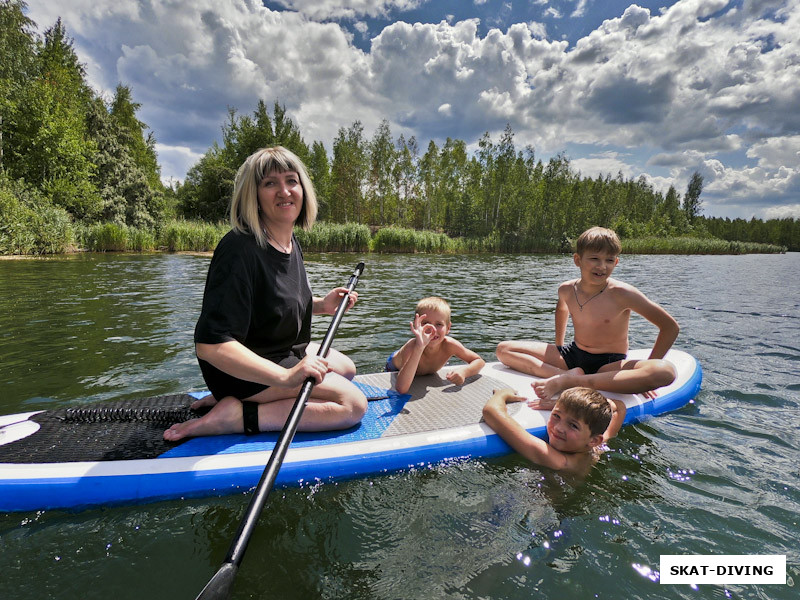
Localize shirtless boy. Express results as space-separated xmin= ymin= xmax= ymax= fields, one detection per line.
xmin=386 ymin=296 xmax=485 ymax=395
xmin=496 ymin=226 xmax=679 ymax=406
xmin=483 ymin=387 xmax=626 ymax=477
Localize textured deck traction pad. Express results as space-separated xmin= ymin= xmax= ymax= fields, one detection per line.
xmin=353 ymin=371 xmax=519 ymax=437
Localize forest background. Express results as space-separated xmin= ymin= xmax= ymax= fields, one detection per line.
xmin=1 ymin=1 xmax=796 ymax=256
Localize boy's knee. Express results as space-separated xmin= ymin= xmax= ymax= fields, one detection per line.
xmin=651 ymin=359 xmax=677 ymax=387
xmin=496 ymin=340 xmax=513 ymax=359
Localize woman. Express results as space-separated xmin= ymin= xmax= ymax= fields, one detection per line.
xmin=164 ymin=147 xmax=367 ymax=441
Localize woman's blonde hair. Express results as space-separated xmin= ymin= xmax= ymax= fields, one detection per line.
xmin=229 ymin=146 xmax=318 ymax=248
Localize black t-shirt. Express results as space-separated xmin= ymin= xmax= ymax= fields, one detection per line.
xmin=194 ymin=229 xmax=312 ymax=395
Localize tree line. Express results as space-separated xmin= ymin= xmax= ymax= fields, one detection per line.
xmin=177 ymin=104 xmax=798 ymax=251
xmin=1 ymin=0 xmax=166 ymax=253
xmin=178 ymin=110 xmax=711 ymax=242
xmin=2 ymin=0 xmax=798 ymax=255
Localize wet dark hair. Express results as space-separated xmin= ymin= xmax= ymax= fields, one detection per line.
xmin=555 ymin=387 xmax=612 ymax=436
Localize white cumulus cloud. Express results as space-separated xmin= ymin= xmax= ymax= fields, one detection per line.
xmin=23 ymin=0 xmax=800 ymax=217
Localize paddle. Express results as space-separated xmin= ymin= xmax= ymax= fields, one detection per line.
xmin=195 ymin=261 xmax=365 ymax=600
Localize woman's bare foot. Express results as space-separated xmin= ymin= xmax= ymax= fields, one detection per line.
xmin=164 ymin=397 xmax=243 ymax=441
xmin=190 ymin=394 xmax=218 ymax=410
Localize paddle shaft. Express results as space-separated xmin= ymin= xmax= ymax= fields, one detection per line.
xmin=196 ymin=262 xmax=364 ymax=600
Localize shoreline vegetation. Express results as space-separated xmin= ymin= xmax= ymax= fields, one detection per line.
xmin=1 ymin=4 xmax=795 ymax=261
xmin=0 ymin=220 xmax=786 ymax=258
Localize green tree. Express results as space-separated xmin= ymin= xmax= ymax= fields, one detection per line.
xmin=418 ymin=139 xmax=440 ymax=230
xmin=475 ymin=132 xmax=494 ymax=232
xmin=540 ymin=153 xmax=573 ymax=239
xmin=109 ymin=84 xmax=162 ymax=190
xmin=330 ymin=121 xmax=367 ymax=223
xmin=650 ymin=184 xmax=686 ymax=235
xmin=490 ymin=124 xmax=516 ymax=231
xmin=393 ymin=134 xmax=419 ymax=227
xmin=177 ymin=146 xmax=234 ymax=222
xmin=308 ymin=140 xmax=331 ymax=218
xmin=38 ymin=18 xmax=93 ymax=106
xmin=178 ymin=101 xmax=309 ymax=221
xmin=217 ymin=100 xmax=309 ymax=169
xmin=87 ymin=97 xmax=164 ymax=227
xmin=366 ymin=119 xmax=396 ymax=225
xmin=437 ymin=137 xmax=469 ymax=235
xmin=14 ymin=19 xmax=101 ymax=219
xmin=271 ymin=103 xmax=310 ymax=163
xmin=683 ymin=171 xmax=703 ymax=223
xmin=0 ymin=0 xmax=37 ymax=171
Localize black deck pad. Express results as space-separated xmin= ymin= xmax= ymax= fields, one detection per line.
xmin=0 ymin=394 xmax=202 ymax=464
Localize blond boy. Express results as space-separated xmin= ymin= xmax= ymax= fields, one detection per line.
xmin=496 ymin=226 xmax=679 ymax=407
xmin=482 ymin=387 xmax=626 ymax=476
xmin=386 ymin=297 xmax=485 ymax=395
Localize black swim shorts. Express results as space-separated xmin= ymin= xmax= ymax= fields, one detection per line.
xmin=557 ymin=341 xmax=626 ymax=375
xmin=198 ymin=353 xmax=302 ymax=401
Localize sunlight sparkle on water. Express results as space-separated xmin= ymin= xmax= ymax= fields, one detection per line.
xmin=598 ymin=515 xmax=621 ymax=525
xmin=632 ymin=563 xmax=659 ymax=582
xmin=668 ymin=468 xmax=695 ymax=482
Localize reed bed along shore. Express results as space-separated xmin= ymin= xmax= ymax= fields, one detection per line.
xmin=1 ymin=221 xmax=787 ymax=257
xmin=75 ymin=221 xmax=228 ymax=253
xmin=620 ymin=236 xmax=784 ymax=255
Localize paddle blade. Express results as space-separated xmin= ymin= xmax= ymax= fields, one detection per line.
xmin=195 ymin=562 xmax=238 ymax=600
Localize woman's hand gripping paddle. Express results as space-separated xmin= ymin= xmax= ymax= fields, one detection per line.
xmin=195 ymin=262 xmax=365 ymax=600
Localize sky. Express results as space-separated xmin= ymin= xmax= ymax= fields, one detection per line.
xmin=24 ymin=0 xmax=800 ymax=220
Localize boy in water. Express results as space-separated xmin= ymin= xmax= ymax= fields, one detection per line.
xmin=482 ymin=387 xmax=626 ymax=476
xmin=496 ymin=226 xmax=679 ymax=407
xmin=386 ymin=296 xmax=485 ymax=394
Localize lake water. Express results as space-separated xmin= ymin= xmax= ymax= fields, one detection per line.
xmin=0 ymin=251 xmax=798 ymax=600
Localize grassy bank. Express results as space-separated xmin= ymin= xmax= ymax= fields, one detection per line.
xmin=295 ymin=222 xmax=371 ymax=252
xmin=621 ymin=236 xmax=786 ymax=254
xmin=1 ymin=219 xmax=788 ymax=256
xmin=74 ymin=221 xmax=229 ymax=253
xmin=0 ymin=180 xmax=74 ymax=255
xmin=369 ymin=227 xmax=566 ymax=254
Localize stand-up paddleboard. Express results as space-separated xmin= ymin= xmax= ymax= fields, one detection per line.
xmin=0 ymin=349 xmax=701 ymax=512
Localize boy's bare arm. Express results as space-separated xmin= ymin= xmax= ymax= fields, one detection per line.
xmin=482 ymin=389 xmax=569 ymax=470
xmin=624 ymin=287 xmax=680 ymax=359
xmin=445 ymin=338 xmax=486 ymax=385
xmin=554 ymin=287 xmax=570 ymax=346
xmin=394 ymin=315 xmax=438 ymax=394
xmin=602 ymin=398 xmax=627 ymax=442
xmin=394 ymin=342 xmax=424 ymax=395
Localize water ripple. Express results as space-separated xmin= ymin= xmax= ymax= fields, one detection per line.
xmin=2 ymin=252 xmax=800 ymax=600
